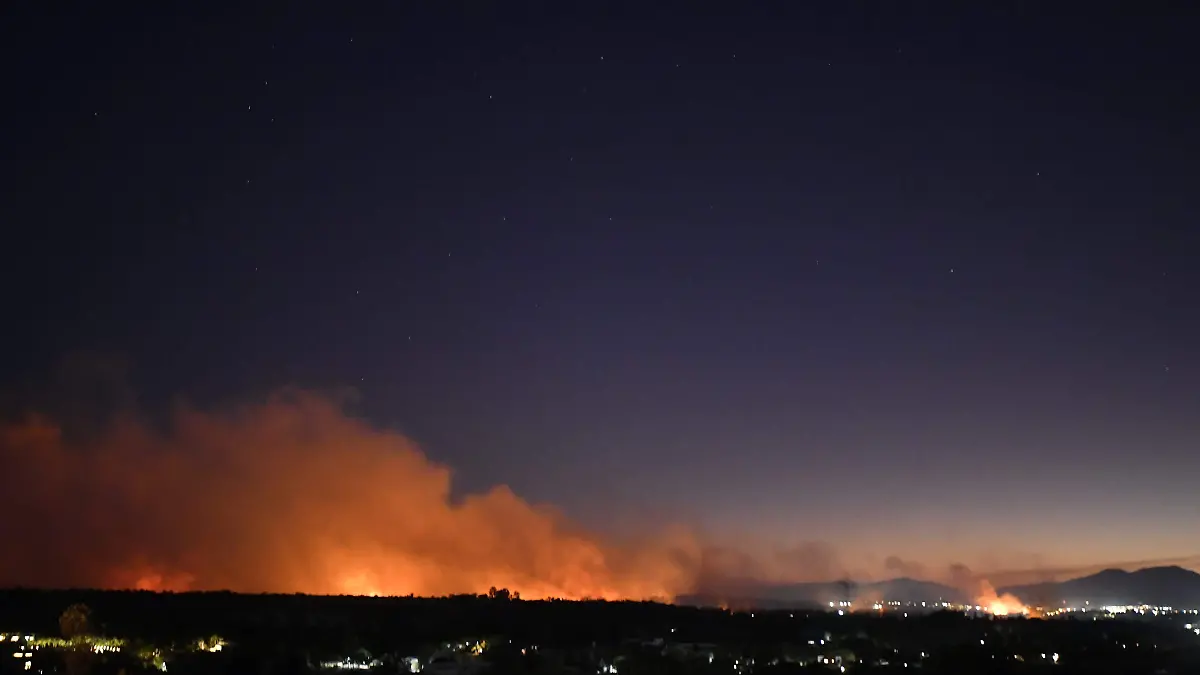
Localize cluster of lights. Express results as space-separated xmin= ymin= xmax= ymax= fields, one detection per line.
xmin=92 ymin=644 xmax=121 ymax=654
xmin=10 ymin=600 xmax=1199 ymax=675
xmin=3 ymin=630 xmax=213 ymax=673
xmin=1042 ymin=604 xmax=1200 ymax=618
xmin=1101 ymin=604 xmax=1178 ymax=615
xmin=732 ymin=657 xmax=756 ymax=672
xmin=444 ymin=640 xmax=487 ymax=655
xmin=320 ymin=658 xmax=377 ymax=670
xmin=3 ymin=635 xmax=32 ymax=672
xmin=834 ymin=600 xmax=958 ymax=615
xmin=194 ymin=637 xmax=225 ymax=653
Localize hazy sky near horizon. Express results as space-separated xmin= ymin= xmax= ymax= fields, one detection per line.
xmin=2 ymin=4 xmax=1199 ymax=589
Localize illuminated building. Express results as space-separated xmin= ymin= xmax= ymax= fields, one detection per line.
xmin=2 ymin=633 xmax=33 ymax=672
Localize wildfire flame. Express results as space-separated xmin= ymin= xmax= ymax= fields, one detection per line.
xmin=0 ymin=390 xmax=701 ymax=601
xmin=975 ymin=579 xmax=1029 ymax=616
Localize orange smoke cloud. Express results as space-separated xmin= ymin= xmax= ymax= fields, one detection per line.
xmin=0 ymin=389 xmax=700 ymax=600
xmin=974 ymin=579 xmax=1028 ymax=616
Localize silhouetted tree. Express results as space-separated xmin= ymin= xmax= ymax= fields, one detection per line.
xmin=59 ymin=604 xmax=94 ymax=675
xmin=60 ymin=603 xmax=93 ymax=638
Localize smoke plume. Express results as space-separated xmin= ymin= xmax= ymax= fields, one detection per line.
xmin=946 ymin=563 xmax=1028 ymax=614
xmin=0 ymin=389 xmax=702 ymax=599
xmin=884 ymin=555 xmax=926 ymax=579
xmin=4 ymin=370 xmax=1151 ymax=602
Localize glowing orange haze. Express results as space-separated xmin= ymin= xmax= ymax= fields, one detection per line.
xmin=974 ymin=579 xmax=1029 ymax=616
xmin=0 ymin=390 xmax=703 ymax=600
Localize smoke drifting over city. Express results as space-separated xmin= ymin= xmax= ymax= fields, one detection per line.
xmin=0 ymin=384 xmax=1027 ymax=605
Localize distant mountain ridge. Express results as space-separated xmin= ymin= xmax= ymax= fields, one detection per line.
xmin=679 ymin=566 xmax=1200 ymax=610
xmin=998 ymin=565 xmax=1200 ymax=608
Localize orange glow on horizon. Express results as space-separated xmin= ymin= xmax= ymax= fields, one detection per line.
xmin=0 ymin=390 xmax=699 ymax=601
xmin=2 ymin=386 xmax=1155 ymax=603
xmin=975 ymin=579 xmax=1029 ymax=616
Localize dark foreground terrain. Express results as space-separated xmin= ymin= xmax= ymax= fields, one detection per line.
xmin=1 ymin=588 xmax=1198 ymax=675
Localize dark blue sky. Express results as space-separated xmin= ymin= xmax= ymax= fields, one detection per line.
xmin=3 ymin=3 xmax=1199 ymax=574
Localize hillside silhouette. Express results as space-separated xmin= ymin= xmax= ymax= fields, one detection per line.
xmin=678 ymin=566 xmax=1200 ymax=610
xmin=1000 ymin=565 xmax=1200 ymax=608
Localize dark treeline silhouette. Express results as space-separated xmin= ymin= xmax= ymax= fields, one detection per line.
xmin=0 ymin=589 xmax=1198 ymax=675
xmin=0 ymin=588 xmax=816 ymax=652
xmin=3 ymin=588 xmax=778 ymax=653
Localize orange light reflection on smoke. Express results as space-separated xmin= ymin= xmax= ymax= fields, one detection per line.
xmin=976 ymin=579 xmax=1029 ymax=616
xmin=0 ymin=391 xmax=699 ymax=602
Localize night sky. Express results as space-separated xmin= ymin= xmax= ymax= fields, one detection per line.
xmin=3 ymin=3 xmax=1199 ymax=588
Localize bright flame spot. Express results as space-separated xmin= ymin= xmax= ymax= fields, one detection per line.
xmin=975 ymin=580 xmax=1029 ymax=616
